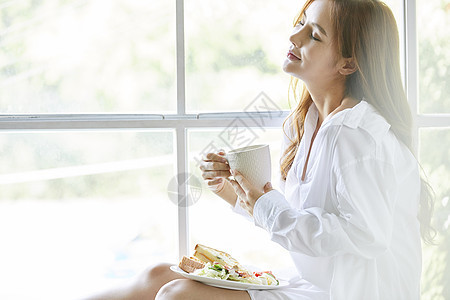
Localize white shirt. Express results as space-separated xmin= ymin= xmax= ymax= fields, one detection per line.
xmin=234 ymin=101 xmax=422 ymax=299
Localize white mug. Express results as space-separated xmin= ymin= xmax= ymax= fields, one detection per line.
xmin=226 ymin=144 xmax=271 ymax=191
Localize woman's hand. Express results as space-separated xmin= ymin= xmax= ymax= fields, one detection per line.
xmin=199 ymin=150 xmax=231 ymax=193
xmin=229 ymin=169 xmax=273 ymax=216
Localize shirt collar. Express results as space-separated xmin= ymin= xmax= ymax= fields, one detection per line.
xmin=307 ymin=100 xmax=367 ymax=129
xmin=308 ymin=100 xmax=391 ymax=136
xmin=340 ymin=100 xmax=367 ymax=128
xmin=330 ymin=100 xmax=391 ymax=140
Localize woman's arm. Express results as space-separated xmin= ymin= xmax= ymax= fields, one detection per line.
xmin=241 ymin=158 xmax=399 ymax=259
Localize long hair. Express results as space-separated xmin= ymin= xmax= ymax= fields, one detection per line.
xmin=280 ymin=0 xmax=435 ymax=244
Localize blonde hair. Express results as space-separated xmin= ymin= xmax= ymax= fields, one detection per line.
xmin=280 ymin=0 xmax=435 ymax=243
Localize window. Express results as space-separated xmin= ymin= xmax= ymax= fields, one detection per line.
xmin=184 ymin=0 xmax=294 ymax=113
xmin=0 ymin=0 xmax=448 ymax=299
xmin=0 ymin=0 xmax=176 ymax=113
xmin=415 ymin=0 xmax=450 ymax=299
xmin=0 ymin=130 xmax=178 ymax=298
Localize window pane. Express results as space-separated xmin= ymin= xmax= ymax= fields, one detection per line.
xmin=185 ymin=0 xmax=297 ymax=113
xmin=185 ymin=0 xmax=405 ymax=114
xmin=0 ymin=0 xmax=176 ymax=113
xmin=417 ymin=0 xmax=450 ymax=113
xmin=188 ymin=127 xmax=292 ymax=272
xmin=419 ymin=128 xmax=450 ymax=300
xmin=0 ymin=130 xmax=177 ymax=299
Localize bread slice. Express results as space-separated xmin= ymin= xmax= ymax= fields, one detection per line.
xmin=178 ymin=256 xmax=205 ymax=273
xmin=193 ymin=244 xmax=241 ymax=269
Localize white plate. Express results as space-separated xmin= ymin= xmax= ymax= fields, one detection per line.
xmin=170 ymin=266 xmax=289 ymax=290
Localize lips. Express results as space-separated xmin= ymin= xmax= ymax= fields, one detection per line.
xmin=287 ymin=50 xmax=301 ymax=61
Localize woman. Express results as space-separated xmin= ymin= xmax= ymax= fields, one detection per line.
xmin=84 ymin=0 xmax=433 ymax=299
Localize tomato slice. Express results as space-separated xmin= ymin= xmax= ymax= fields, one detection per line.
xmin=253 ymin=271 xmax=273 ymax=277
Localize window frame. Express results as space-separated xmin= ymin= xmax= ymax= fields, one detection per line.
xmin=404 ymin=0 xmax=450 ymax=151
xmin=0 ymin=0 xmax=449 ymax=260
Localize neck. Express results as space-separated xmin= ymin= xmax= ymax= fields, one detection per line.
xmin=306 ymin=82 xmax=357 ymax=126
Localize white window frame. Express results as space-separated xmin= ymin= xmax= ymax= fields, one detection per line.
xmin=404 ymin=0 xmax=450 ymax=153
xmin=0 ymin=0 xmax=448 ymax=260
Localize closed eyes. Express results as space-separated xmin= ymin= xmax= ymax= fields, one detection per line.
xmin=297 ymin=15 xmax=322 ymax=42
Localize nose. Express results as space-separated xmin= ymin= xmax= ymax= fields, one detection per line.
xmin=289 ymin=26 xmax=303 ymax=48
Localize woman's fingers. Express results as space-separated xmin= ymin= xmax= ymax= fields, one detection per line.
xmin=206 ymin=178 xmax=223 ymax=187
xmin=206 ymin=178 xmax=225 ymax=191
xmin=199 ymin=161 xmax=230 ymax=172
xmin=201 ymin=170 xmax=231 ymax=180
xmin=230 ymin=170 xmax=252 ymax=193
xmin=230 ymin=179 xmax=246 ymax=199
xmin=263 ymin=182 xmax=273 ymax=193
xmin=198 ymin=150 xmax=230 ymax=193
xmin=199 ymin=151 xmax=230 ymax=179
xmin=203 ymin=152 xmax=227 ymax=163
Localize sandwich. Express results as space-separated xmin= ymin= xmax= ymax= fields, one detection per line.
xmin=193 ymin=244 xmax=241 ymax=269
xmin=178 ymin=255 xmax=206 ymax=273
xmin=178 ymin=244 xmax=279 ymax=286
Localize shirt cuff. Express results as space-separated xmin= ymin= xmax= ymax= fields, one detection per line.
xmin=253 ymin=189 xmax=291 ymax=231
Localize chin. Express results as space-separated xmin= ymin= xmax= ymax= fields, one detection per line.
xmin=282 ymin=63 xmax=295 ymax=76
xmin=282 ymin=67 xmax=302 ymax=80
xmin=282 ymin=61 xmax=303 ymax=79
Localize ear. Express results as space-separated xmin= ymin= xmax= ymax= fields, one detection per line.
xmin=338 ymin=58 xmax=357 ymax=76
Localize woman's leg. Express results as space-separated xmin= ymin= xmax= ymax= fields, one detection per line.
xmin=81 ymin=263 xmax=184 ymax=300
xmin=155 ymin=278 xmax=251 ymax=300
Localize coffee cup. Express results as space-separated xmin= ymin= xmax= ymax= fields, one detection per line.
xmin=226 ymin=144 xmax=271 ymax=191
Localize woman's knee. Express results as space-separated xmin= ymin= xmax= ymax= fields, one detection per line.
xmin=140 ymin=262 xmax=173 ymax=284
xmin=155 ymin=279 xmax=193 ymax=300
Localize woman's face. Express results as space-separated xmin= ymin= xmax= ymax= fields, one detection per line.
xmin=283 ymin=0 xmax=342 ymax=85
